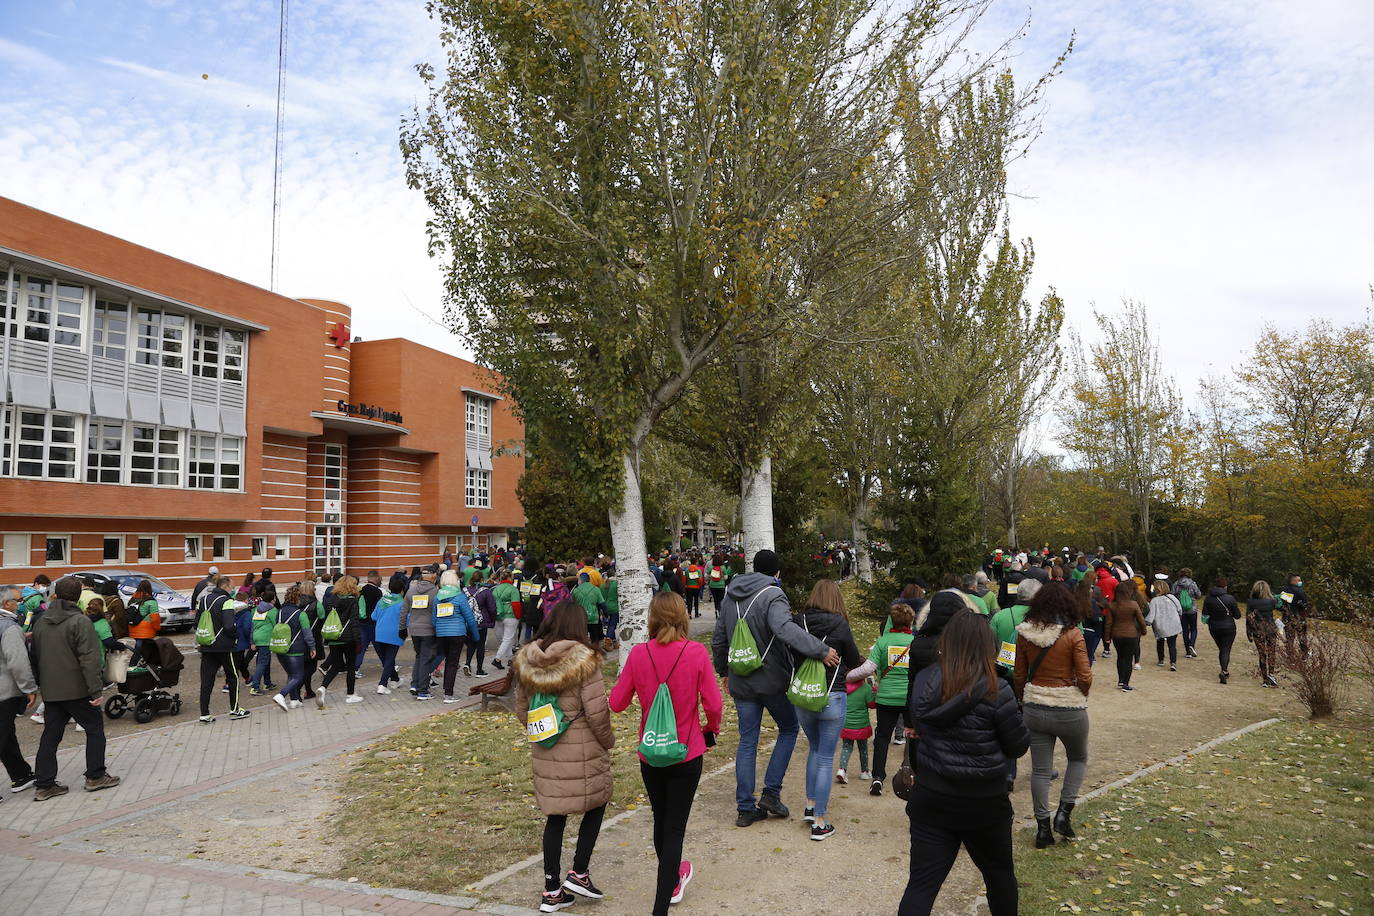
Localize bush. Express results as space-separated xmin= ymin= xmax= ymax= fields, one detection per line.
xmin=855 ymin=571 xmax=900 ymax=623
xmin=1280 ymin=621 xmax=1350 ymax=719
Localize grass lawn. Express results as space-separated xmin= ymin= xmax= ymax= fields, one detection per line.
xmin=329 ymin=637 xmax=750 ymax=893
xmin=1013 ymin=718 xmax=1374 ymax=916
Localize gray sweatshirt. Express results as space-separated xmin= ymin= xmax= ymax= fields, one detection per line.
xmin=402 ymin=578 xmax=438 ymax=637
xmin=711 ymin=572 xmax=829 ymax=700
xmin=0 ymin=611 xmax=37 ymax=701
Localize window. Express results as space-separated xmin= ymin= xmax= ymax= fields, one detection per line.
xmin=211 ymin=535 xmax=228 ymax=561
xmin=184 ymin=536 xmax=201 ymax=561
xmin=92 ymin=298 xmax=130 ymax=361
xmin=2 ymin=533 xmax=29 ymax=568
xmin=1 ymin=407 xmax=10 ymax=477
xmin=134 ymin=307 xmax=186 ymax=370
xmin=103 ymin=536 xmax=123 ymax=564
xmin=465 ymin=468 xmax=491 ymax=509
xmin=465 ymin=395 xmax=492 ymax=441
xmin=16 ymin=411 xmax=78 ymax=480
xmin=17 ymin=275 xmax=84 ymax=347
xmin=324 ymin=444 xmax=343 ymax=502
xmin=0 ymin=265 xmax=15 ymax=338
xmin=189 ymin=433 xmax=242 ymax=490
xmin=136 ymin=536 xmax=157 ymax=562
xmin=86 ymin=420 xmax=124 ymax=484
xmin=251 ymin=537 xmax=266 ymax=560
xmin=130 ymin=425 xmax=182 ymax=486
xmin=273 ymin=535 xmax=290 ymax=560
xmin=45 ymin=535 xmax=69 ymax=564
xmin=192 ymin=324 xmax=247 ymax=383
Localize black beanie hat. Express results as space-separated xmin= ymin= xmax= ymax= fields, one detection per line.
xmin=753 ymin=549 xmax=780 ymax=576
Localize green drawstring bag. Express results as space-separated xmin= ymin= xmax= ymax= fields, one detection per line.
xmin=526 ymin=692 xmax=570 ymax=748
xmin=194 ymin=594 xmax=220 ymax=646
xmin=639 ymin=642 xmax=690 ymax=767
xmin=786 ymin=617 xmax=840 ymax=711
xmin=270 ymin=608 xmax=296 ymax=655
xmin=727 ymin=587 xmax=777 ymax=676
xmin=321 ymin=607 xmax=343 ymax=641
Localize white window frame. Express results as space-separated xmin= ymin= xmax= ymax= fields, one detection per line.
xmin=192 ymin=323 xmax=248 ymax=384
xmin=0 ymin=264 xmax=15 ymax=340
xmin=189 ymin=433 xmax=243 ymax=491
xmin=85 ymin=418 xmax=125 ymax=484
xmin=323 ymin=443 xmax=343 ymax=502
xmin=211 ymin=534 xmax=230 ymax=562
xmin=465 ymin=395 xmax=492 ymax=441
xmin=465 ymin=467 xmax=491 ymax=509
xmin=92 ymin=297 xmax=130 ymax=361
xmin=250 ymin=536 xmax=266 ymax=561
xmin=2 ymin=533 xmax=31 ymax=568
xmin=11 ymin=272 xmax=86 ymax=349
xmin=136 ymin=535 xmax=158 ymax=563
xmin=129 ymin=423 xmax=184 ymax=487
xmin=273 ymin=535 xmax=290 ymax=560
xmin=102 ymin=535 xmax=124 ymax=565
xmin=15 ymin=410 xmax=79 ymax=481
xmin=184 ymin=535 xmax=201 ymax=561
xmin=45 ymin=534 xmax=71 ymax=566
xmin=0 ymin=406 xmax=11 ymax=477
xmin=134 ymin=306 xmax=188 ymax=371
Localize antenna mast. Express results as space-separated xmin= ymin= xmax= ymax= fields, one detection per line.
xmin=270 ymin=0 xmax=289 ymax=291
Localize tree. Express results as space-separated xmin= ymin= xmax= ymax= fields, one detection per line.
xmin=1059 ymin=300 xmax=1178 ymax=573
xmin=402 ymin=0 xmax=988 ymax=659
xmin=518 ymin=442 xmax=613 ymax=563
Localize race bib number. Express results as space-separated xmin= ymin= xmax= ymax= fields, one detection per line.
xmin=526 ymin=703 xmax=559 ymax=742
xmin=998 ymin=641 xmax=1016 ymax=667
xmin=887 ymin=645 xmax=910 ymax=670
xmin=1279 ymin=592 xmax=1294 ymax=604
xmin=411 ymin=595 xmax=430 ymax=609
xmin=252 ymin=610 xmax=269 ymax=621
xmin=1007 ymin=581 xmax=1019 ymax=594
xmin=520 ymin=581 xmax=540 ymax=598
xmin=436 ymin=602 xmax=454 ymax=618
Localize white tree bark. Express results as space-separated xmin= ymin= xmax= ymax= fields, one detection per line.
xmin=850 ymin=492 xmax=873 ymax=583
xmin=610 ymin=447 xmax=653 ymax=667
xmin=739 ymin=454 xmax=775 ymax=571
xmin=671 ymin=511 xmax=684 ymax=551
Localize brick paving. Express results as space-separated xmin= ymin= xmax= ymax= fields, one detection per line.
xmin=0 ymin=682 xmax=532 ymax=916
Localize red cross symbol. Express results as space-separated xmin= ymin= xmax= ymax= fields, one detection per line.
xmin=328 ymin=322 xmax=350 ymax=348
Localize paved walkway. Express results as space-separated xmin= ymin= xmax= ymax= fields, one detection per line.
xmin=0 ymin=673 xmax=530 ymax=916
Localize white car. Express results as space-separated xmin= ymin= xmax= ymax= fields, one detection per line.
xmin=73 ymin=570 xmax=195 ymax=631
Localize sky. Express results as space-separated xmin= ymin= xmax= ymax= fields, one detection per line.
xmin=2 ymin=0 xmax=1371 ymax=400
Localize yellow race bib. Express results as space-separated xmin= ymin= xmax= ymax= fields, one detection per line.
xmin=252 ymin=610 xmax=269 ymax=622
xmin=436 ymin=602 xmax=454 ymax=618
xmin=887 ymin=644 xmax=911 ymax=670
xmin=1279 ymin=592 xmax=1294 ymax=604
xmin=526 ymin=703 xmax=559 ymax=742
xmin=1006 ymin=581 xmax=1019 ymax=594
xmin=998 ymin=641 xmax=1016 ymax=667
xmin=411 ymin=595 xmax=430 ymax=609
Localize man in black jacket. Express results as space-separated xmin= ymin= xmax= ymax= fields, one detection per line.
xmin=1281 ymin=573 xmax=1311 ymax=657
xmin=190 ymin=565 xmax=220 ymax=607
xmin=197 ymin=574 xmax=250 ymax=723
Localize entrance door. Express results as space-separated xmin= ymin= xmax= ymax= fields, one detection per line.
xmin=313 ymin=525 xmax=344 ymax=575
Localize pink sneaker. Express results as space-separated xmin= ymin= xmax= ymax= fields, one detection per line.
xmin=670 ymin=860 xmax=693 ymax=904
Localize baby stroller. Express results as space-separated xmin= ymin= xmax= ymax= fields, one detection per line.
xmin=104 ymin=636 xmax=184 ymax=723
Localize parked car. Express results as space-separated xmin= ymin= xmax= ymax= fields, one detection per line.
xmin=71 ymin=570 xmax=195 ymax=631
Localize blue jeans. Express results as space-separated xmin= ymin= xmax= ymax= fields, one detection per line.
xmin=733 ymin=693 xmax=800 ymax=812
xmin=1180 ymin=613 xmax=1198 ymax=651
xmin=1084 ymin=625 xmax=1102 ymax=664
xmin=410 ymin=635 xmax=439 ymax=692
xmin=796 ymin=692 xmax=845 ymax=818
xmin=375 ymin=642 xmax=400 ymax=686
xmin=277 ymin=654 xmax=306 ymax=702
xmin=251 ymin=646 xmax=277 ymax=687
xmin=354 ymin=621 xmax=376 ymax=673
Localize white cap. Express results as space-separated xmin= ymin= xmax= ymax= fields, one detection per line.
xmin=208 ymin=566 xmax=220 ymax=574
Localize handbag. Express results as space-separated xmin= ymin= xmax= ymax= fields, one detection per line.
xmin=892 ymin=739 xmax=916 ymax=800
xmin=104 ymin=647 xmax=131 ymax=684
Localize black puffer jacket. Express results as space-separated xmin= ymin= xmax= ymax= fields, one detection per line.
xmin=908 ymin=591 xmax=968 ymax=678
xmin=907 ymin=665 xmax=1030 ymax=798
xmin=789 ymin=607 xmax=863 ymax=689
xmin=1202 ymin=587 xmax=1241 ymax=631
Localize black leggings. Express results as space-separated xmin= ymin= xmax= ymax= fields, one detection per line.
xmin=302 ymin=648 xmax=319 ymax=697
xmin=900 ymin=787 xmax=1016 ymax=915
xmin=642 ymin=755 xmax=704 ymax=916
xmin=542 ymin=804 xmax=607 ymax=892
xmin=465 ymin=627 xmax=488 ymax=671
xmin=199 ymin=651 xmax=241 ymax=716
xmin=1156 ymin=635 xmax=1177 ymax=664
xmin=684 ymin=590 xmax=701 ymax=616
xmin=1113 ymin=637 xmax=1139 ymax=686
xmin=438 ymin=635 xmax=468 ymax=696
xmin=872 ymin=703 xmax=908 ymax=782
xmin=320 ymin=643 xmax=357 ymax=694
xmin=1211 ymin=627 xmax=1236 ymax=674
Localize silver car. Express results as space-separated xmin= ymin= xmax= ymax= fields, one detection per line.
xmin=72 ymin=570 xmax=195 ymax=631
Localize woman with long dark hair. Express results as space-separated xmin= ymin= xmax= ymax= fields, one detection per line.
xmin=1104 ymin=580 xmax=1147 ymax=691
xmin=899 ymin=611 xmax=1029 ymax=915
xmin=1073 ymin=574 xmax=1103 ymax=664
xmin=1014 ymin=585 xmax=1091 ymax=848
xmin=513 ymin=599 xmax=615 ymax=913
xmin=1203 ymin=577 xmax=1242 ymax=684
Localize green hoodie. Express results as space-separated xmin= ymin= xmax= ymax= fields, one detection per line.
xmin=250 ymin=602 xmax=278 ymax=646
xmin=989 ymin=604 xmax=1030 ymax=673
xmin=492 ymin=582 xmax=520 ymax=620
xmin=603 ymin=578 xmax=619 ymax=615
xmin=32 ymin=598 xmax=103 ymax=702
xmin=571 ymin=581 xmax=605 ymax=625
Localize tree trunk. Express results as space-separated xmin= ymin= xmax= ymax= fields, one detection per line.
xmin=695 ymin=511 xmax=705 ymax=549
xmin=850 ymin=491 xmax=872 ymax=583
xmin=739 ymin=454 xmax=775 ymax=571
xmin=671 ymin=511 xmax=684 ymax=551
xmin=610 ymin=447 xmax=653 ymax=666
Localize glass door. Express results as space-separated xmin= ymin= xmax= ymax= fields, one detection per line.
xmin=313 ymin=525 xmax=344 ymax=575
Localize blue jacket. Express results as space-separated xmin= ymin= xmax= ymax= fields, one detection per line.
xmin=432 ymin=586 xmax=479 ymax=639
xmin=373 ymin=594 xmax=405 ymax=646
xmin=234 ymin=602 xmax=254 ymax=651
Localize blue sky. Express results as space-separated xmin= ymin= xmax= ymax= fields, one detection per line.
xmin=2 ymin=0 xmax=1371 ymax=396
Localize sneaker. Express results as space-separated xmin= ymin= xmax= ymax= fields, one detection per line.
xmin=757 ymin=792 xmax=789 ymax=818
xmin=735 ymin=807 xmax=767 ymax=827
xmin=272 ymin=694 xmax=290 ymax=713
xmin=288 ymin=700 xmax=303 ymax=709
xmin=389 ymin=678 xmax=402 ymax=688
xmin=810 ymin=822 xmax=836 ymax=841
xmin=443 ymin=695 xmax=459 ymax=704
xmin=1102 ymin=649 xmax=1111 ymax=658
xmin=249 ymin=687 xmax=266 ymax=696
xmin=429 ymin=677 xmax=440 ymax=689
xmin=1156 ymin=661 xmax=1165 ymax=667
xmin=84 ymin=773 xmax=120 ymax=792
xmin=869 ymin=779 xmax=883 ymax=796
xmin=409 ymin=687 xmax=418 ymax=696
xmin=264 ymin=683 xmax=278 ymax=691
xmin=345 ymin=695 xmax=364 ymax=704
xmin=463 ymin=664 xmax=473 ymax=677
xmin=416 ymin=693 xmax=433 ymax=701
xmin=893 ymin=734 xmax=906 ymax=746
xmin=670 ymin=861 xmax=693 ymax=904
xmin=835 ymin=768 xmax=847 ymax=785
xmin=563 ymin=870 xmax=604 ymax=899
xmin=75 ymin=725 xmax=84 ymax=733
xmin=803 ymin=806 xmax=815 ymax=824
xmin=199 ymin=715 xmax=215 ymax=724
xmin=34 ymin=783 xmax=68 ymax=801
xmin=315 ymin=688 xmax=327 ymax=709
xmin=1120 ymin=684 xmax=1134 ymax=692
xmin=11 ymin=776 xmax=36 ymax=793
xmin=1133 ymin=663 xmax=1141 ymax=670
xmin=492 ymin=659 xmax=505 ymax=670
xmin=1170 ymin=664 xmax=1177 ymax=672
xmin=377 ymin=685 xmax=391 ymax=695
xmin=229 ymin=709 xmax=251 ymax=720
xmin=539 ymin=888 xmax=576 ymax=913
xmin=476 ymin=669 xmax=490 ymax=678
xmin=29 ymin=714 xmax=43 ymax=725
xmin=859 ymin=770 xmax=872 ymax=782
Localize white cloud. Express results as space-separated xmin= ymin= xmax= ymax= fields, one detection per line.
xmin=0 ymin=36 xmax=63 ymax=73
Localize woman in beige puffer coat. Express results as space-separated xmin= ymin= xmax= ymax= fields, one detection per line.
xmin=513 ymin=599 xmax=615 ymax=912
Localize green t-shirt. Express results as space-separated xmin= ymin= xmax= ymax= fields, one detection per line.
xmin=844 ymin=679 xmax=875 ymax=730
xmin=492 ymin=583 xmax=520 ymax=620
xmin=989 ymin=605 xmax=1030 ymax=673
xmin=92 ymin=616 xmax=112 ymax=665
xmin=603 ymin=578 xmax=619 ymax=615
xmin=463 ymin=566 xmax=485 ymax=588
xmin=868 ymin=631 xmax=914 ymax=705
xmin=571 ymin=582 xmax=605 ymax=625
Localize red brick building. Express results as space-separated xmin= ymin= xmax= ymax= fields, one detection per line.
xmin=0 ymin=197 xmax=524 ymax=590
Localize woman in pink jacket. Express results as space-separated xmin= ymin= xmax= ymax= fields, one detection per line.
xmin=610 ymin=591 xmax=722 ymax=916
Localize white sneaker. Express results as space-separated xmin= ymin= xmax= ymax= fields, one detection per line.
xmin=835 ymin=768 xmax=847 ymax=785
xmin=288 ymin=700 xmax=303 ymax=709
xmin=376 ymin=685 xmax=391 ymax=695
xmin=443 ymin=695 xmax=459 ymax=704
xmin=345 ymin=695 xmax=363 ymax=704
xmin=30 ymin=714 xmax=44 ymax=725
xmin=315 ymin=687 xmax=327 ymax=709
xmin=272 ymin=694 xmax=290 ymax=713
xmin=1133 ymin=663 xmax=1142 ymax=670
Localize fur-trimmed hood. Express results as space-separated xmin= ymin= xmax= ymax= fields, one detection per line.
xmin=1015 ymin=619 xmax=1066 ymax=648
xmin=512 ymin=639 xmax=601 ymax=693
